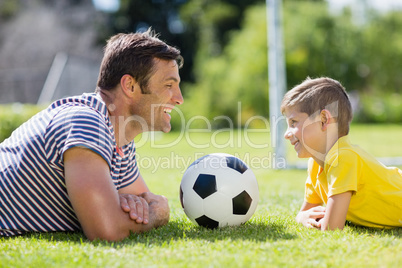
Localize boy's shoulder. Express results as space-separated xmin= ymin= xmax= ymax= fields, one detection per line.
xmin=325 ymin=135 xmax=385 ymax=172
xmin=326 ymin=135 xmax=360 ymax=162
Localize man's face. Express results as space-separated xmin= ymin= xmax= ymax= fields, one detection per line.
xmin=283 ymin=107 xmax=327 ymax=159
xmin=132 ymin=59 xmax=183 ymax=133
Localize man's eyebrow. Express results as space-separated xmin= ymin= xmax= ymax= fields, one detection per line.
xmin=164 ymin=76 xmax=180 ymax=82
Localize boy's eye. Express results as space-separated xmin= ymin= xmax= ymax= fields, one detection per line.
xmin=290 ymin=120 xmax=296 ymax=127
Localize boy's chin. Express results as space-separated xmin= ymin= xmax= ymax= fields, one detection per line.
xmin=296 ymin=151 xmax=311 ymax=159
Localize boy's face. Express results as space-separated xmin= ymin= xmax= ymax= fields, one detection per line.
xmin=283 ymin=106 xmax=329 ymax=161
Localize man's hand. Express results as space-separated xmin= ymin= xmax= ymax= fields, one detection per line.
xmin=119 ymin=192 xmax=170 ymax=227
xmin=64 ymin=147 xmax=171 ymax=241
xmin=119 ymin=194 xmax=149 ymax=224
xmin=139 ymin=192 xmax=170 ymax=227
xmin=296 ymin=206 xmax=326 ymax=229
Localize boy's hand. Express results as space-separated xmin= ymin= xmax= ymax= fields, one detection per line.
xmin=296 ymin=206 xmax=326 ymax=229
xmin=119 ymin=194 xmax=149 ymax=224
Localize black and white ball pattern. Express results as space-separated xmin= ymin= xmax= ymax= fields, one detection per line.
xmin=180 ymin=153 xmax=259 ymax=228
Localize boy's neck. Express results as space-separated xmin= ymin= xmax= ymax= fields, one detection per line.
xmin=313 ymin=134 xmax=345 ymax=168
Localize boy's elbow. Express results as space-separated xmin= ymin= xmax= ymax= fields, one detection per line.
xmin=320 ymin=221 xmax=345 ymax=231
xmin=321 ymin=226 xmax=345 ymax=231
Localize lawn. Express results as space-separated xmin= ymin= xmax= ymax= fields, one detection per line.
xmin=1 ymin=124 xmax=401 ymax=267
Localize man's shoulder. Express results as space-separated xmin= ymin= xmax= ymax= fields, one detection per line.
xmin=48 ymin=94 xmax=109 ymax=123
xmin=49 ymin=93 xmax=108 ymax=116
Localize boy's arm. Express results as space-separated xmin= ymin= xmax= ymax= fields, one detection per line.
xmin=313 ymin=191 xmax=352 ymax=230
xmin=298 ymin=192 xmax=353 ymax=230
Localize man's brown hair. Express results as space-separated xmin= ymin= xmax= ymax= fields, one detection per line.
xmin=97 ymin=28 xmax=183 ymax=93
xmin=281 ymin=77 xmax=353 ymax=136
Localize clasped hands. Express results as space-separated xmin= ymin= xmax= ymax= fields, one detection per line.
xmin=119 ymin=192 xmax=167 ymax=225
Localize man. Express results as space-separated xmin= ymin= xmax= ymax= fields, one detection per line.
xmin=0 ymin=29 xmax=184 ymax=241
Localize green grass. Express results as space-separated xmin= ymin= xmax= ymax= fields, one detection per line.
xmin=1 ymin=124 xmax=401 ymax=267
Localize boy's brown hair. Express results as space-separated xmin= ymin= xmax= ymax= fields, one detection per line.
xmin=97 ymin=28 xmax=183 ymax=93
xmin=281 ymin=77 xmax=353 ymax=136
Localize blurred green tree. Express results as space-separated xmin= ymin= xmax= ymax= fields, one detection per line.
xmin=101 ymin=0 xmax=402 ymax=125
xmin=175 ymin=1 xmax=402 ymax=128
xmin=103 ymin=0 xmax=264 ymax=83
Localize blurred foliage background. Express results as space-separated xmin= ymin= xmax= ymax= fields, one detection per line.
xmin=105 ymin=0 xmax=402 ymax=128
xmin=0 ymin=0 xmax=402 ymax=140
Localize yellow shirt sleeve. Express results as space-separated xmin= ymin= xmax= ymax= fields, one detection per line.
xmin=305 ymin=158 xmax=324 ymax=204
xmin=325 ymin=149 xmax=359 ymax=197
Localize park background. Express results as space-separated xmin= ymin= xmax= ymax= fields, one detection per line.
xmin=1 ymin=0 xmax=402 ymax=125
xmin=0 ymin=0 xmax=401 ymax=267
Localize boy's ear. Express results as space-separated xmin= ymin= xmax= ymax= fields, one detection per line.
xmin=320 ymin=109 xmax=333 ymax=131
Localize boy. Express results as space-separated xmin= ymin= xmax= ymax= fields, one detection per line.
xmin=281 ymin=77 xmax=402 ymax=230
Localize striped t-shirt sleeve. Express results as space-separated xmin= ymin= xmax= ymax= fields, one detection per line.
xmin=0 ymin=94 xmax=140 ymax=236
xmin=45 ymin=105 xmax=114 ymax=169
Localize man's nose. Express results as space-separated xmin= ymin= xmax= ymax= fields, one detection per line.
xmin=173 ymin=87 xmax=184 ymax=105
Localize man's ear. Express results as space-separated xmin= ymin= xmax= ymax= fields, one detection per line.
xmin=320 ymin=109 xmax=333 ymax=131
xmin=120 ymin=74 xmax=137 ymax=97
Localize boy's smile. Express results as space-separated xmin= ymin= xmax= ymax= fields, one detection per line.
xmin=283 ymin=109 xmax=312 ymax=158
xmin=283 ymin=106 xmax=330 ymax=166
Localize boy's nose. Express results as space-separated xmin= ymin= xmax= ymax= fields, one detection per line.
xmin=284 ymin=129 xmax=293 ymax=140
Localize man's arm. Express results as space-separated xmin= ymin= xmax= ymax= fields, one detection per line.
xmin=118 ymin=174 xmax=151 ymax=224
xmin=119 ymin=174 xmax=150 ymax=195
xmin=64 ymin=147 xmax=169 ymax=241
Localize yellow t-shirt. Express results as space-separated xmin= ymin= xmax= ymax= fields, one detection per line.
xmin=305 ymin=135 xmax=402 ymax=228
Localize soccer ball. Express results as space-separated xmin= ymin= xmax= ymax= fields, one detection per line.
xmin=179 ymin=153 xmax=259 ymax=228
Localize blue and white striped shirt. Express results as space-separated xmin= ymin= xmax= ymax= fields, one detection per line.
xmin=0 ymin=93 xmax=139 ymax=236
